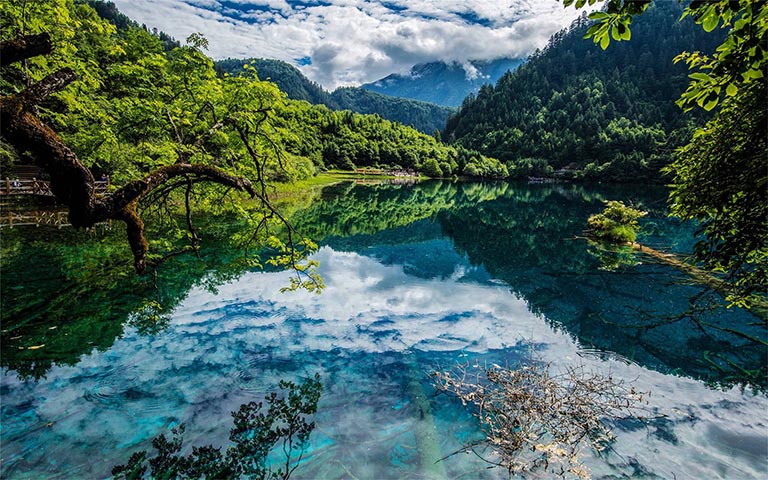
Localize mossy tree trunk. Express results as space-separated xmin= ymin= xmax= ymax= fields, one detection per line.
xmin=0 ymin=33 xmax=257 ymax=273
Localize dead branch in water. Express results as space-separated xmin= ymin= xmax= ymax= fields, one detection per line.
xmin=432 ymin=361 xmax=649 ymax=478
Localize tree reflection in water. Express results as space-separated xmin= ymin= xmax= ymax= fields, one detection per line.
xmin=2 ymin=181 xmax=765 ymax=388
xmin=113 ymin=374 xmax=321 ymax=480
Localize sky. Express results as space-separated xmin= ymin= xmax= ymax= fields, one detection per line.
xmin=111 ymin=0 xmax=600 ymax=90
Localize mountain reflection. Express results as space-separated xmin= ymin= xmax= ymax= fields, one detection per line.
xmin=2 ymin=180 xmax=765 ymax=388
xmin=2 ymin=181 xmax=767 ymax=479
xmin=292 ymin=180 xmax=767 ymax=388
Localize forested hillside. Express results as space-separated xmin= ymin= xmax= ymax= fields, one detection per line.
xmin=84 ymin=0 xmax=179 ymax=51
xmin=362 ymin=58 xmax=524 ymax=108
xmin=271 ymin=102 xmax=507 ymax=178
xmin=1 ymin=1 xmax=505 ymax=186
xmin=444 ymin=3 xmax=723 ymax=182
xmin=216 ymin=58 xmax=453 ymax=134
xmin=0 ymin=0 xmax=503 ymax=273
xmin=216 ymin=58 xmax=332 ymax=106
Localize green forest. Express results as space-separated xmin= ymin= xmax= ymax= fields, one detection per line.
xmin=1 ymin=0 xmax=765 ymax=302
xmin=445 ymin=2 xmax=722 ymax=182
xmin=0 ymin=0 xmax=501 ymax=185
xmin=216 ymin=58 xmax=454 ymax=135
xmin=1 ymin=1 xmax=767 ymax=478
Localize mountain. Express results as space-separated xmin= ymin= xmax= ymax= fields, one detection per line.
xmin=443 ymin=4 xmax=724 ymax=182
xmin=362 ymin=58 xmax=524 ymax=108
xmin=327 ymin=87 xmax=453 ymax=135
xmin=216 ymin=58 xmax=332 ymax=105
xmin=216 ymin=58 xmax=453 ymax=134
xmin=83 ymin=0 xmax=180 ymax=51
xmin=47 ymin=0 xmax=504 ymax=182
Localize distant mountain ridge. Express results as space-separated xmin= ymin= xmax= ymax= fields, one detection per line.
xmin=362 ymin=58 xmax=525 ymax=108
xmin=443 ymin=3 xmax=723 ymax=182
xmin=216 ymin=58 xmax=453 ymax=134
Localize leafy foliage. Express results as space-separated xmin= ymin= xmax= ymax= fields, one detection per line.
xmin=270 ymin=99 xmax=500 ymax=178
xmin=112 ymin=374 xmax=322 ymax=479
xmin=565 ymin=0 xmax=768 ymax=307
xmin=82 ymin=0 xmax=180 ymax=51
xmin=0 ymin=0 xmax=510 ymax=283
xmin=573 ymin=0 xmax=767 ymax=112
xmin=216 ymin=58 xmax=332 ymax=105
xmin=444 ymin=2 xmax=721 ymax=182
xmin=667 ymin=81 xmax=767 ymax=306
xmin=216 ymin=58 xmax=453 ymax=134
xmin=587 ymin=200 xmax=647 ymax=243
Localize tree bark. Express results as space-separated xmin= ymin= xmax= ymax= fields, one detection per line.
xmin=0 ymin=36 xmax=257 ymax=273
xmin=628 ymin=242 xmax=768 ymax=321
xmin=0 ymin=33 xmax=53 ymax=67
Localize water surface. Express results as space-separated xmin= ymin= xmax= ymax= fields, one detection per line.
xmin=2 ymin=181 xmax=766 ymax=478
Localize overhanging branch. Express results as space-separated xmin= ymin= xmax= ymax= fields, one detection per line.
xmin=0 ymin=37 xmax=261 ymax=274
xmin=0 ymin=33 xmax=53 ymax=67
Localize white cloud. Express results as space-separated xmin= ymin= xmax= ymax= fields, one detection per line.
xmin=111 ymin=0 xmax=602 ymax=89
xmin=460 ymin=61 xmax=480 ymax=81
xmin=172 ymin=248 xmax=555 ymax=353
xmin=4 ymin=246 xmax=767 ymax=480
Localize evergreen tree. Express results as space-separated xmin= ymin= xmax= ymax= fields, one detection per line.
xmin=444 ymin=2 xmax=721 ymax=182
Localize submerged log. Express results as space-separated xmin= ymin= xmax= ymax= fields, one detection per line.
xmin=628 ymin=242 xmax=768 ymax=322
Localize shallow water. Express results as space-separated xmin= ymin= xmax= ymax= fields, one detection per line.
xmin=2 ymin=181 xmax=766 ymax=479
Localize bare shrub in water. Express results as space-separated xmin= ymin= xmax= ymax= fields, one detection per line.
xmin=432 ymin=362 xmax=648 ymax=478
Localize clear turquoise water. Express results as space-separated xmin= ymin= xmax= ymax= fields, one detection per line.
xmin=2 ymin=181 xmax=766 ymax=478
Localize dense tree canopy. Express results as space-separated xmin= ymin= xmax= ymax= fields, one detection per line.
xmin=216 ymin=58 xmax=453 ymax=134
xmin=566 ymin=0 xmax=767 ymax=307
xmin=0 ymin=0 xmax=506 ymax=278
xmin=0 ymin=0 xmax=296 ymax=274
xmin=444 ymin=2 xmax=721 ymax=182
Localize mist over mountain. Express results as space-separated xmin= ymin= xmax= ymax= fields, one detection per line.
xmin=444 ymin=4 xmax=723 ymax=182
xmin=362 ymin=58 xmax=524 ymax=108
xmin=216 ymin=58 xmax=453 ymax=134
xmin=111 ymin=0 xmax=593 ymax=89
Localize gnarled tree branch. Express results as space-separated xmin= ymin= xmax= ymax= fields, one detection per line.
xmin=0 ymin=33 xmax=53 ymax=66
xmin=0 ymin=39 xmax=259 ymax=274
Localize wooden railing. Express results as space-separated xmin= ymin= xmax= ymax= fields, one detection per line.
xmin=2 ymin=177 xmax=109 ymax=196
xmin=0 ymin=210 xmax=112 ymax=229
xmin=354 ymin=168 xmax=417 ymax=177
xmin=0 ymin=210 xmax=70 ymax=228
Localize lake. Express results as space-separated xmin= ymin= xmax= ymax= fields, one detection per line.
xmin=1 ymin=180 xmax=766 ymax=479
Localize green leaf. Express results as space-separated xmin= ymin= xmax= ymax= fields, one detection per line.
xmin=702 ymin=13 xmax=719 ymax=32
xmin=611 ymin=25 xmax=621 ymax=41
xmin=600 ymin=34 xmax=610 ymax=50
xmin=618 ymin=23 xmax=631 ymax=41
xmin=703 ymin=96 xmax=719 ymax=111
xmin=742 ymin=68 xmax=764 ymax=81
xmin=584 ymin=23 xmax=602 ymax=38
xmin=689 ymin=72 xmax=713 ymax=82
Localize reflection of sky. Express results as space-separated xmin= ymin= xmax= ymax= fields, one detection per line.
xmin=175 ymin=247 xmax=563 ymax=353
xmin=1 ymin=247 xmax=767 ymax=479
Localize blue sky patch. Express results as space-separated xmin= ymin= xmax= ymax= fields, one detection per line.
xmin=296 ymin=56 xmax=313 ymax=66
xmin=112 ymin=0 xmax=595 ymax=89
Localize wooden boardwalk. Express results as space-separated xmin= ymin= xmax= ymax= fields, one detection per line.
xmin=2 ymin=177 xmax=109 ymax=197
xmin=0 ymin=210 xmax=113 ymax=229
xmin=354 ymin=168 xmax=417 ymax=177
xmin=0 ymin=210 xmax=71 ymax=228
